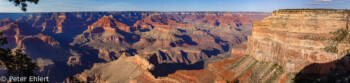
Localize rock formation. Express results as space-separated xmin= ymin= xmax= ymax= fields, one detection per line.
xmin=243 ymin=9 xmax=350 ymax=82
xmin=145 ymin=9 xmax=350 ymax=83
xmin=72 ymin=9 xmax=350 ymax=83
xmin=65 ymin=54 xmax=156 ymax=83
xmin=61 ymin=9 xmax=350 ymax=83
xmin=247 ymin=9 xmax=349 ymax=71
xmin=0 ymin=12 xmax=269 ymax=82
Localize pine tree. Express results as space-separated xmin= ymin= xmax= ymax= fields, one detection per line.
xmin=0 ymin=32 xmax=38 ymax=78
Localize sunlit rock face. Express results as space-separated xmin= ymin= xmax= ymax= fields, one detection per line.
xmin=247 ymin=9 xmax=350 ymax=72
xmin=66 ymin=54 xmax=156 ymax=83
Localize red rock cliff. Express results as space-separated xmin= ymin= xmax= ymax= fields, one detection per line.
xmin=247 ymin=9 xmax=350 ymax=72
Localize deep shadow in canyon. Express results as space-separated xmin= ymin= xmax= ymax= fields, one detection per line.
xmin=42 ymin=45 xmax=106 ymax=82
xmin=148 ymin=53 xmax=204 ymax=77
xmin=294 ymin=54 xmax=350 ymax=83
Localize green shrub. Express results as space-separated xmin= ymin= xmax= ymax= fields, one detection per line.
xmin=324 ymin=46 xmax=338 ymax=53
xmin=299 ymin=35 xmax=327 ymax=41
xmin=330 ymin=29 xmax=348 ymax=43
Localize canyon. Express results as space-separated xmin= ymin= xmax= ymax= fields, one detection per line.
xmin=66 ymin=9 xmax=350 ymax=83
xmin=2 ymin=9 xmax=349 ymax=83
xmin=0 ymin=12 xmax=269 ymax=82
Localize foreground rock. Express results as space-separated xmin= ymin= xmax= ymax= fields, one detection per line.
xmin=65 ymin=54 xmax=156 ymax=83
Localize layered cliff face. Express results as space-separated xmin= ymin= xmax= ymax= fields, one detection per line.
xmin=0 ymin=12 xmax=269 ymax=82
xmin=245 ymin=9 xmax=350 ymax=82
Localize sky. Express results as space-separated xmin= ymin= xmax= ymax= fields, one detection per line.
xmin=0 ymin=0 xmax=349 ymax=12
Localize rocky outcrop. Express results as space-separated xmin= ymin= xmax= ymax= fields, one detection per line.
xmin=90 ymin=15 xmax=131 ymax=32
xmin=15 ymin=34 xmax=64 ymax=59
xmin=66 ymin=54 xmax=156 ymax=83
xmin=0 ymin=18 xmax=12 ymax=27
xmin=0 ymin=22 xmax=40 ymax=49
xmin=65 ymin=52 xmax=235 ymax=83
xmin=208 ymin=55 xmax=293 ymax=83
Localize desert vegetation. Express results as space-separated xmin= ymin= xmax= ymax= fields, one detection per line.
xmin=324 ymin=46 xmax=338 ymax=53
xmin=299 ymin=35 xmax=327 ymax=41
xmin=330 ymin=29 xmax=349 ymax=43
xmin=322 ymin=29 xmax=350 ymax=53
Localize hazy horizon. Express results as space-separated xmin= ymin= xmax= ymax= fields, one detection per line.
xmin=1 ymin=0 xmax=350 ymax=12
xmin=0 ymin=11 xmax=274 ymax=13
